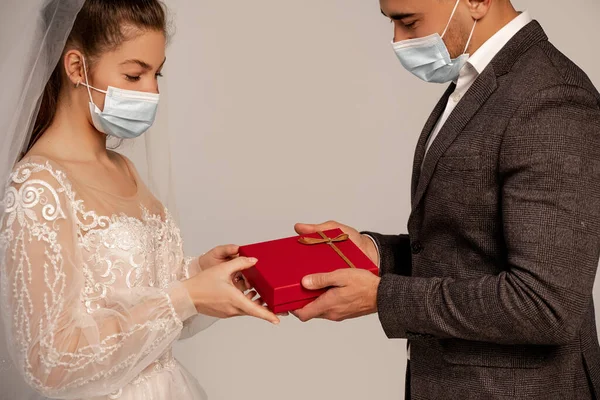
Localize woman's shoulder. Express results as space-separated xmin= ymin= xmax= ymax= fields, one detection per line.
xmin=16 ymin=152 xmax=60 ymax=167
xmin=9 ymin=153 xmax=74 ymax=193
xmin=2 ymin=154 xmax=76 ymax=225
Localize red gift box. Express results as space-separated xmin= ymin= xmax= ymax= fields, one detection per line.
xmin=239 ymin=228 xmax=379 ymax=313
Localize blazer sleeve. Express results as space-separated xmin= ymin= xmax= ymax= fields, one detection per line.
xmin=362 ymin=232 xmax=412 ymax=277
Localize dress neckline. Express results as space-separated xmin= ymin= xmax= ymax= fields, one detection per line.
xmin=21 ymin=152 xmax=141 ymax=201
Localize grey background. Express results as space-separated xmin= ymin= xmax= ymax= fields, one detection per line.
xmin=164 ymin=1 xmax=600 ymax=400
xmin=0 ymin=1 xmax=598 ymax=399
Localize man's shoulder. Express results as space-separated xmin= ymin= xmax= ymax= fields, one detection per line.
xmin=503 ymin=38 xmax=599 ymax=101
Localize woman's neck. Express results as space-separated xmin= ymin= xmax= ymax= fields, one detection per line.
xmin=30 ymin=95 xmax=109 ymax=163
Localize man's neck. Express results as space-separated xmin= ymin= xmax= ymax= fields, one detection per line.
xmin=467 ymin=5 xmax=520 ymax=56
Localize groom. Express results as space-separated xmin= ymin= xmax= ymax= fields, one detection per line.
xmin=294 ymin=0 xmax=600 ymax=399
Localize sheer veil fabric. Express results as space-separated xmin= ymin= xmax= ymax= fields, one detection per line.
xmin=0 ymin=3 xmax=85 ymax=398
xmin=0 ymin=1 xmax=185 ymax=398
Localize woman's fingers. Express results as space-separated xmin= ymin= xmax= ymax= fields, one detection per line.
xmin=253 ymin=296 xmax=264 ymax=304
xmin=211 ymin=244 xmax=240 ymax=260
xmin=234 ymin=292 xmax=279 ymax=324
xmin=234 ymin=275 xmax=248 ymax=293
xmin=224 ymin=257 xmax=258 ymax=275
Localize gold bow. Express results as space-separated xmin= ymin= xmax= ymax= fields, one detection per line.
xmin=298 ymin=231 xmax=356 ymax=269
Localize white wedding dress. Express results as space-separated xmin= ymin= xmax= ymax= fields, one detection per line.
xmin=0 ymin=154 xmax=216 ymax=400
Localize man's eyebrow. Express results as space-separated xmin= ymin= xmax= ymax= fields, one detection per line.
xmin=381 ymin=9 xmax=416 ymax=20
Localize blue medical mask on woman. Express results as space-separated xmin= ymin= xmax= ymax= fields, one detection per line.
xmin=79 ymin=56 xmax=160 ymax=139
xmin=391 ymin=0 xmax=477 ymax=84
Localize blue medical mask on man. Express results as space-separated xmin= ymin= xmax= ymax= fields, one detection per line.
xmin=391 ymin=0 xmax=477 ymax=84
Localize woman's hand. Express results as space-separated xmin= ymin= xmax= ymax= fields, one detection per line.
xmin=197 ymin=244 xmax=239 ymax=270
xmin=197 ymin=244 xmax=250 ymax=293
xmin=182 ymin=256 xmax=280 ymax=324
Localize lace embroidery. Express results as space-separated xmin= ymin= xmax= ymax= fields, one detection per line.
xmin=183 ymin=257 xmax=196 ymax=280
xmin=79 ymin=209 xmax=183 ymax=313
xmin=131 ymin=352 xmax=177 ymax=386
xmin=0 ymin=161 xmax=189 ymax=397
xmin=106 ymin=351 xmax=178 ymax=399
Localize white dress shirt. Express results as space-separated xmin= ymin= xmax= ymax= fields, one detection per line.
xmin=423 ymin=11 xmax=533 ymax=159
xmin=367 ymin=10 xmax=533 ymax=361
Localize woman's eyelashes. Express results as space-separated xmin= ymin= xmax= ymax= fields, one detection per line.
xmin=124 ymin=72 xmax=163 ymax=82
xmin=125 ymin=74 xmax=141 ymax=82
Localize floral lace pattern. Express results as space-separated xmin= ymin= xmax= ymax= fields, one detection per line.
xmin=79 ymin=206 xmax=185 ymax=314
xmin=0 ymin=159 xmax=199 ymax=399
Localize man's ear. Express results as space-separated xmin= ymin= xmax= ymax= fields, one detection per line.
xmin=64 ymin=50 xmax=85 ymax=86
xmin=466 ymin=0 xmax=493 ymax=20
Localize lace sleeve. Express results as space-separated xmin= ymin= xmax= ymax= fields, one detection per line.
xmin=177 ymin=257 xmax=218 ymax=340
xmin=181 ymin=256 xmax=201 ymax=280
xmin=0 ymin=164 xmax=197 ymax=398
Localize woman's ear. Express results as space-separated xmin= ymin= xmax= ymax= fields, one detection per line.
xmin=64 ymin=50 xmax=85 ymax=86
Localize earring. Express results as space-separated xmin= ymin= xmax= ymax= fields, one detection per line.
xmin=75 ymin=81 xmax=80 ymax=88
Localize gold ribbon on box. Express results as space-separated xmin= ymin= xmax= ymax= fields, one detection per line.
xmin=298 ymin=231 xmax=357 ymax=269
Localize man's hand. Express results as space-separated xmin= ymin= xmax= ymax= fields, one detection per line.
xmin=292 ymin=268 xmax=380 ymax=322
xmin=292 ymin=221 xmax=381 ymax=322
xmin=294 ymin=221 xmax=379 ymax=265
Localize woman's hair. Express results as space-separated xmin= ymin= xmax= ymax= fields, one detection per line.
xmin=26 ymin=0 xmax=168 ymax=153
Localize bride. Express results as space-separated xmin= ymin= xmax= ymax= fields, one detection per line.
xmin=0 ymin=0 xmax=280 ymax=399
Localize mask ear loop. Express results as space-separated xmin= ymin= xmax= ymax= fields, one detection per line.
xmin=441 ymin=0 xmax=462 ymax=38
xmin=81 ymin=56 xmax=94 ymax=103
xmin=80 ymin=56 xmax=107 ymax=101
xmin=463 ymin=19 xmax=478 ymax=54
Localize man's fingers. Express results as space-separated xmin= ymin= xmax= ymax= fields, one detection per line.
xmin=293 ymin=294 xmax=331 ymax=322
xmin=294 ymin=223 xmax=318 ymax=235
xmin=294 ymin=221 xmax=340 ymax=235
xmin=302 ymin=270 xmax=346 ymax=290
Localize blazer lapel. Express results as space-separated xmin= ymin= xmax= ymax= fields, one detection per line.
xmin=412 ymin=67 xmax=498 ymax=212
xmin=411 ymin=84 xmax=455 ymax=202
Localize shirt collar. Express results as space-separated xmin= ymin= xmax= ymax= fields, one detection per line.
xmin=467 ymin=10 xmax=533 ymax=75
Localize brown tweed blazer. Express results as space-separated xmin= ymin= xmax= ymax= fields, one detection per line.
xmin=366 ymin=21 xmax=600 ymax=399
